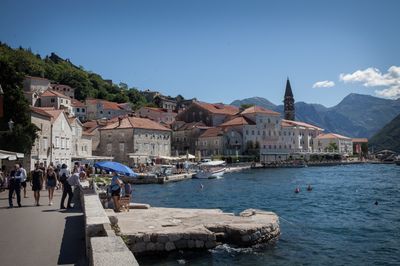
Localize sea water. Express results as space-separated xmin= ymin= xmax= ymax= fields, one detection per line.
xmin=133 ymin=164 xmax=400 ymax=265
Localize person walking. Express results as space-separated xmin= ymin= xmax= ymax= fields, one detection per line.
xmin=46 ymin=166 xmax=57 ymax=206
xmin=17 ymin=163 xmax=28 ymax=198
xmin=8 ymin=164 xmax=22 ymax=208
xmin=59 ymin=164 xmax=72 ymax=209
xmin=31 ymin=163 xmax=44 ymax=206
xmin=110 ymin=172 xmax=122 ymax=212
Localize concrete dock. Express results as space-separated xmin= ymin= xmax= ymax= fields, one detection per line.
xmin=108 ymin=206 xmax=280 ymax=255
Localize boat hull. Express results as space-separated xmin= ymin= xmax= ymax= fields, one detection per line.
xmin=194 ymin=168 xmax=226 ymax=179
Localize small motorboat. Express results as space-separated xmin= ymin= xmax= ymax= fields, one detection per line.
xmin=194 ymin=160 xmax=226 ymax=179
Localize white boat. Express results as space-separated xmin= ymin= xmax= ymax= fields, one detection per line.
xmin=194 ymin=160 xmax=226 ymax=179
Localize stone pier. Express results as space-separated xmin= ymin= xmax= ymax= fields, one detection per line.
xmin=108 ymin=207 xmax=280 ymax=256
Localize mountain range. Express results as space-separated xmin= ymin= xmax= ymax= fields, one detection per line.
xmin=231 ymin=93 xmax=400 ymax=138
xmin=369 ymin=114 xmax=400 ymax=153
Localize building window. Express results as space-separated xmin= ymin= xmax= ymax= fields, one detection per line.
xmin=82 ymin=108 xmax=85 ymax=113
xmin=55 ymin=137 xmax=60 ymax=148
xmin=119 ymin=143 xmax=125 ymax=152
xmin=107 ymin=144 xmax=112 ymax=152
xmin=246 ymin=130 xmax=249 ymax=135
xmin=252 ymin=130 xmax=254 ymax=135
xmin=51 ymin=98 xmax=55 ymax=103
xmin=77 ymin=108 xmax=80 ymax=112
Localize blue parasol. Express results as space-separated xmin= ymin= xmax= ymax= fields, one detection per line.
xmin=94 ymin=161 xmax=138 ymax=177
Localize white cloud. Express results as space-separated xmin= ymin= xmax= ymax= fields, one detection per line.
xmin=312 ymin=80 xmax=335 ymax=88
xmin=339 ymin=66 xmax=400 ymax=99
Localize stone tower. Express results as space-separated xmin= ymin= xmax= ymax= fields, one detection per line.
xmin=283 ymin=78 xmax=295 ymax=120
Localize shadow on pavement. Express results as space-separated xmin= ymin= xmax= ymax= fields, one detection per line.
xmin=57 ymin=214 xmax=87 ymax=266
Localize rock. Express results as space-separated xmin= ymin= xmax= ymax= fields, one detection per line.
xmin=205 ymin=240 xmax=216 ymax=249
xmin=241 ymin=235 xmax=251 ymax=242
xmin=195 ymin=240 xmax=204 ymax=248
xmin=146 ymin=242 xmax=155 ymax=251
xmin=133 ymin=242 xmax=146 ymax=253
xmin=175 ymin=239 xmax=188 ymax=249
xmin=165 ymin=241 xmax=176 ymax=251
xmin=187 ymin=240 xmax=195 ymax=249
xmin=143 ymin=234 xmax=151 ymax=242
xmin=155 ymin=243 xmax=165 ymax=251
xmin=168 ymin=233 xmax=181 ymax=242
xmin=157 ymin=234 xmax=169 ymax=243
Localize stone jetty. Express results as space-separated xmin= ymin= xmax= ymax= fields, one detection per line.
xmin=108 ymin=206 xmax=280 ymax=255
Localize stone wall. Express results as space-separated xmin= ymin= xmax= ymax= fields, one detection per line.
xmin=80 ymin=182 xmax=138 ymax=266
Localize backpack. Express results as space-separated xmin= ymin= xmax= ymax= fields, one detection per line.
xmin=60 ymin=172 xmax=68 ymax=183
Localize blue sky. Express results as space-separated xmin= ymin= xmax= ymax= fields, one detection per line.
xmin=1 ymin=0 xmax=399 ymax=106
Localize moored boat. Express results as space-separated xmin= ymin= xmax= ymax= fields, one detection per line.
xmin=194 ymin=160 xmax=226 ymax=179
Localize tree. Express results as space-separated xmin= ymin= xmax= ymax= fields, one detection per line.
xmin=325 ymin=142 xmax=338 ymax=152
xmin=0 ymin=59 xmax=38 ymax=153
xmin=240 ymin=104 xmax=254 ymax=111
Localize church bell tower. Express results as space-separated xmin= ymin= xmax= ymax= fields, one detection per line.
xmin=283 ymin=78 xmax=295 ymax=120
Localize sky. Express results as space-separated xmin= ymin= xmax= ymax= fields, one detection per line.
xmin=1 ymin=0 xmax=399 ymax=107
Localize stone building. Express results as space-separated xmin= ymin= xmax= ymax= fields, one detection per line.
xmin=68 ymin=117 xmax=92 ymax=161
xmin=85 ymin=99 xmax=132 ymax=120
xmin=71 ymin=99 xmax=87 ymax=121
xmin=29 ymin=107 xmax=73 ymax=169
xmin=153 ymin=95 xmax=177 ymax=111
xmin=39 ymin=89 xmax=73 ymax=115
xmin=219 ymin=116 xmax=254 ymax=155
xmin=51 ymin=84 xmax=75 ymax=99
xmin=171 ymin=121 xmax=209 ymax=156
xmin=97 ymin=116 xmax=171 ymax=165
xmin=281 ymin=120 xmax=323 ymax=152
xmin=196 ymin=127 xmax=225 ymax=157
xmin=137 ymin=107 xmax=177 ymax=125
xmin=23 ymin=76 xmax=51 ymax=106
xmin=314 ymin=133 xmax=353 ymax=155
xmin=175 ymin=101 xmax=239 ymax=127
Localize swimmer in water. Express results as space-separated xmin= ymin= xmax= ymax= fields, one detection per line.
xmin=200 ymin=184 xmax=204 ymax=190
xmin=307 ymin=184 xmax=313 ymax=191
xmin=375 ymin=200 xmax=378 ymax=205
xmin=295 ymin=187 xmax=300 ymax=193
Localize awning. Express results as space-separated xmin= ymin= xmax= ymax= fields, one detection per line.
xmin=179 ymin=154 xmax=196 ymax=160
xmin=0 ymin=150 xmax=24 ymax=161
xmin=72 ymin=155 xmax=114 ymax=160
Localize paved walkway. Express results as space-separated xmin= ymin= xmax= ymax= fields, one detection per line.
xmin=0 ymin=188 xmax=87 ymax=266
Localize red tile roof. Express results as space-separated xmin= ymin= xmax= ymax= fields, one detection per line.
xmin=40 ymin=89 xmax=70 ymax=99
xmin=85 ymin=99 xmax=124 ymax=111
xmin=71 ymin=99 xmax=85 ymax=107
xmin=352 ymin=138 xmax=368 ymax=143
xmin=194 ymin=101 xmax=239 ymax=115
xmin=241 ymin=106 xmax=280 ymax=116
xmin=140 ymin=107 xmax=177 ymax=114
xmin=101 ymin=116 xmax=171 ymax=131
xmin=199 ymin=127 xmax=224 ymax=138
xmin=220 ymin=116 xmax=255 ymax=127
xmin=316 ymin=133 xmax=351 ymax=140
xmin=31 ymin=107 xmax=65 ymax=123
xmin=281 ymin=119 xmax=324 ymax=131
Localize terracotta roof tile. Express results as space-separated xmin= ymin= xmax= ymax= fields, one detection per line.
xmin=220 ymin=116 xmax=255 ymax=127
xmin=194 ymin=101 xmax=239 ymax=115
xmin=40 ymin=89 xmax=70 ymax=99
xmin=199 ymin=127 xmax=224 ymax=138
xmin=71 ymin=99 xmax=85 ymax=107
xmin=31 ymin=107 xmax=65 ymax=123
xmin=316 ymin=133 xmax=351 ymax=140
xmin=281 ymin=119 xmax=324 ymax=131
xmin=85 ymin=99 xmax=125 ymax=111
xmin=101 ymin=116 xmax=171 ymax=131
xmin=352 ymin=138 xmax=368 ymax=143
xmin=241 ymin=106 xmax=280 ymax=116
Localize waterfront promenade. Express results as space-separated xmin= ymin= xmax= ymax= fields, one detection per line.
xmin=0 ymin=190 xmax=87 ymax=266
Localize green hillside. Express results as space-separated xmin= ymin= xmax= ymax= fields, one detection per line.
xmin=0 ymin=42 xmax=147 ymax=109
xmin=369 ymin=114 xmax=400 ymax=153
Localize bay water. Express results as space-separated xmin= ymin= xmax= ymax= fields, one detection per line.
xmin=134 ymin=164 xmax=400 ymax=265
